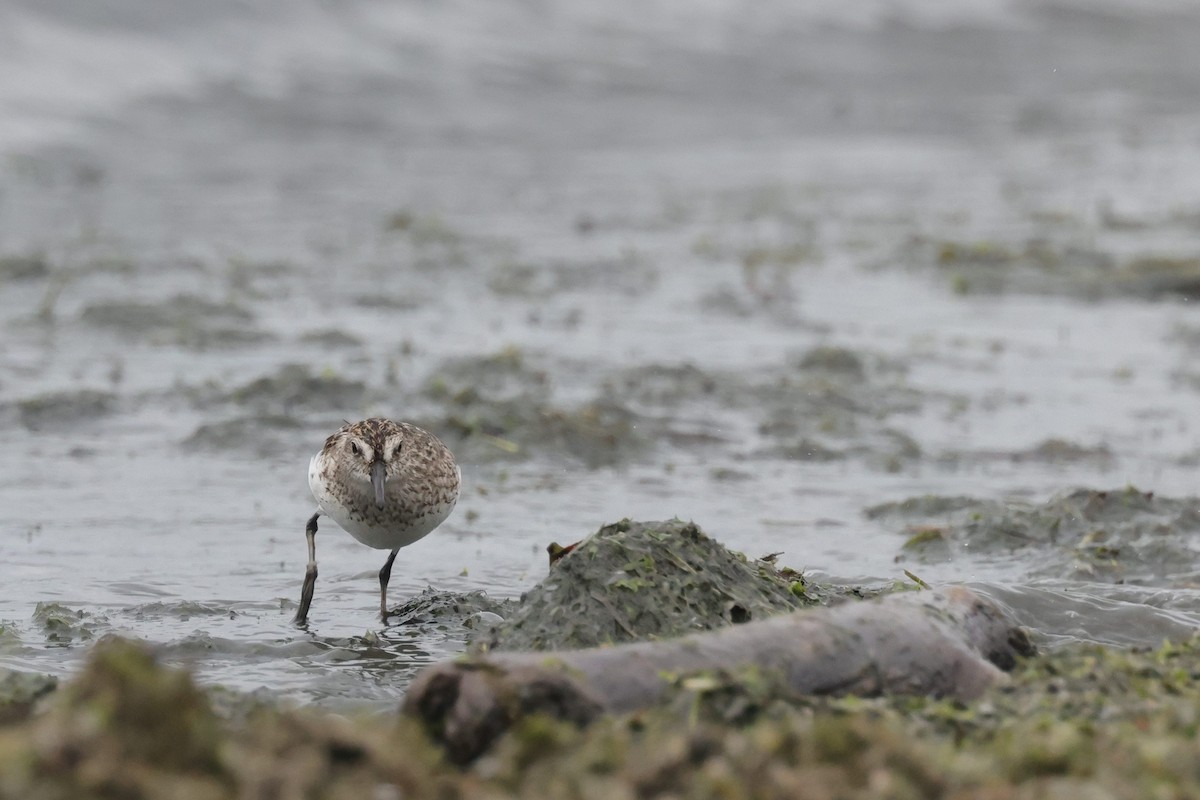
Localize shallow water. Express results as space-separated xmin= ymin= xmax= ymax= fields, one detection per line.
xmin=4 ymin=0 xmax=1200 ymax=708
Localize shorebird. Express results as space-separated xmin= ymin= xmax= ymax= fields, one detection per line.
xmin=293 ymin=417 xmax=460 ymax=625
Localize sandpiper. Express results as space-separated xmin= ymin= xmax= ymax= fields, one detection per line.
xmin=293 ymin=417 xmax=461 ymax=625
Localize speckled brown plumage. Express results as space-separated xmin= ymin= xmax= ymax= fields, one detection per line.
xmin=294 ymin=417 xmax=460 ymax=625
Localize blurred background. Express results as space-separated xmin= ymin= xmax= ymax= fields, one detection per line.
xmin=4 ymin=0 xmax=1200 ymax=706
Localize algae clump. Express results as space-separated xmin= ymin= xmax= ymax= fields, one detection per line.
xmin=477 ymin=519 xmax=823 ymax=652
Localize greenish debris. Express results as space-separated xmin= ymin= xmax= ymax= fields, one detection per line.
xmin=407 ymin=214 xmax=464 ymax=247
xmin=611 ymin=577 xmax=652 ymax=592
xmin=297 ymin=328 xmax=362 ymax=347
xmin=80 ymin=294 xmax=252 ymax=330
xmin=79 ymin=293 xmax=273 ymax=350
xmin=0 ymin=624 xmax=19 ymax=653
xmin=476 ymin=519 xmax=858 ymax=653
xmin=425 ymin=348 xmax=645 ymax=468
xmin=0 ymin=253 xmax=50 ymax=281
xmin=182 ymin=414 xmax=304 ymax=457
xmin=741 ymin=241 xmax=815 ymax=272
xmin=902 ymin=234 xmax=1200 ymax=300
xmin=903 ymin=570 xmax=931 ymax=589
xmin=1116 ymin=255 xmax=1200 ymax=300
xmin=936 ymin=239 xmax=1022 ymax=266
xmin=32 ymin=603 xmax=103 ymax=645
xmin=229 ymin=363 xmax=367 ymax=413
xmin=1019 ymin=438 xmax=1113 ymax=465
xmin=870 ymin=486 xmax=1199 ymax=584
xmin=0 ymin=670 xmax=57 ymax=724
xmin=64 ymin=638 xmax=223 ymax=770
xmin=6 ymin=631 xmax=1200 ymax=796
xmin=487 ymin=261 xmax=552 ymax=297
xmin=17 ymin=389 xmax=115 ymax=430
xmin=902 ymin=526 xmax=948 ymax=550
xmin=383 ymin=210 xmax=414 ymax=231
xmin=795 ymin=345 xmax=866 ymax=378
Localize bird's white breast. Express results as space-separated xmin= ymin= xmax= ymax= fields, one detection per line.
xmin=308 ymin=451 xmax=457 ymax=550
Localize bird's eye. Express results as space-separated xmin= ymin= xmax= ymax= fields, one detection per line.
xmin=392 ymin=444 xmax=403 ymax=460
xmin=350 ymin=442 xmax=360 ymax=456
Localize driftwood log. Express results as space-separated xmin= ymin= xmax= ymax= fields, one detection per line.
xmin=404 ymin=586 xmax=1033 ymax=763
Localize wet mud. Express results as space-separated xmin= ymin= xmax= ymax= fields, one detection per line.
xmin=870 ymin=486 xmax=1200 ymax=586
xmin=14 ymin=389 xmax=116 ymax=430
xmin=79 ymin=295 xmax=266 ymax=349
xmin=423 ymin=349 xmax=647 ymax=468
xmin=908 ymin=235 xmax=1200 ymax=301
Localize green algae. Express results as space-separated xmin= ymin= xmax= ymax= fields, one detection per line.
xmin=17 ymin=390 xmax=115 ymax=430
xmin=795 ymin=345 xmax=867 ymax=378
xmin=902 ymin=526 xmax=949 ymax=550
xmin=869 ymin=486 xmax=1200 ymax=584
xmin=476 ymin=519 xmax=840 ymax=653
xmin=935 ymin=437 xmax=1115 ymax=469
xmin=79 ymin=295 xmax=253 ymax=334
xmin=58 ymin=636 xmax=224 ymax=772
xmin=469 ymin=635 xmax=1200 ymax=797
xmin=32 ymin=603 xmax=104 ymax=645
xmin=182 ymin=414 xmax=304 ymax=458
xmin=1113 ymin=255 xmax=1200 ymax=300
xmin=0 ymin=624 xmax=20 ymax=655
xmin=0 ymin=671 xmax=56 ymax=724
xmin=134 ymin=296 xmax=278 ymax=350
xmin=228 ymin=364 xmax=367 ymax=414
xmin=7 ymin=630 xmax=1200 ymax=797
xmin=905 ymin=234 xmax=1200 ymax=301
xmin=424 ymin=348 xmax=647 ymax=468
xmin=297 ymin=328 xmax=363 ymax=349
xmin=0 ymin=637 xmax=446 ymax=800
xmin=0 ymin=253 xmax=50 ymax=282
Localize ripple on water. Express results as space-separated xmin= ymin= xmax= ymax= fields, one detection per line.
xmin=130 ymin=601 xmax=239 ymax=621
xmin=158 ymin=631 xmax=324 ymax=660
xmin=978 ymin=582 xmax=1200 ymax=649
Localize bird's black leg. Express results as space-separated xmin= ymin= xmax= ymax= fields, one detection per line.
xmin=293 ymin=512 xmax=321 ymax=626
xmin=378 ymin=548 xmax=400 ymax=622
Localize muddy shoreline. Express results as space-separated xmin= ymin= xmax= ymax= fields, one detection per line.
xmin=6 ymin=634 xmax=1197 ymax=799
xmin=3 ymin=513 xmax=1199 ymax=799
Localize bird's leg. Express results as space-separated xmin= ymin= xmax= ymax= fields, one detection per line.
xmin=293 ymin=512 xmax=321 ymax=626
xmin=378 ymin=548 xmax=400 ymax=623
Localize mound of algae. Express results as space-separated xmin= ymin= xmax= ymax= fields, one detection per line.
xmin=477 ymin=519 xmax=863 ymax=653
xmin=6 ymin=633 xmax=1200 ymax=797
